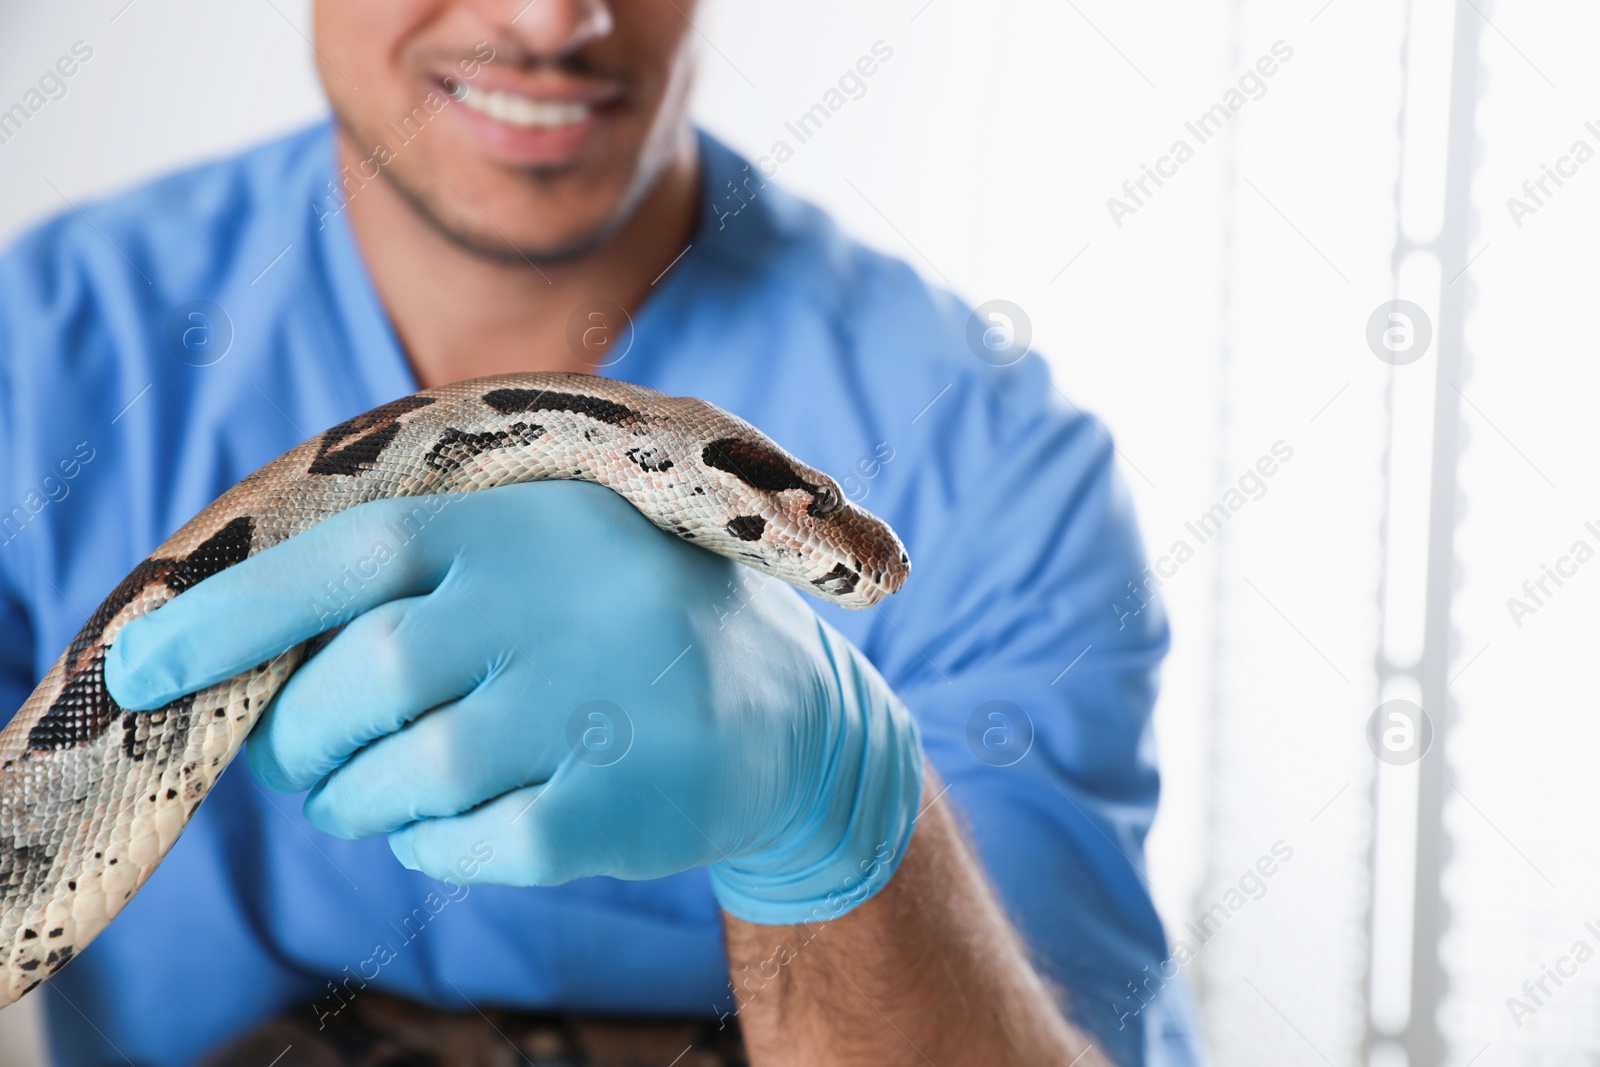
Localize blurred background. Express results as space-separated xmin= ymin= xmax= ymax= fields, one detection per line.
xmin=0 ymin=1 xmax=1594 ymax=1064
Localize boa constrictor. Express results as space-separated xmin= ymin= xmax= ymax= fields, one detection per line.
xmin=0 ymin=373 xmax=909 ymax=1006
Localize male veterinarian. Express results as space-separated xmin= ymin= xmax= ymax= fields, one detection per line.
xmin=0 ymin=1 xmax=1200 ymax=1063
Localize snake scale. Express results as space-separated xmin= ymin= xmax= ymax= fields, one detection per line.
xmin=0 ymin=372 xmax=909 ymax=1007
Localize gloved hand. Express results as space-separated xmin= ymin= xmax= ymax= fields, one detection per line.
xmin=105 ymin=481 xmax=923 ymax=925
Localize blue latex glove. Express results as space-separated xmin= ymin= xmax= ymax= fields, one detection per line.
xmin=105 ymin=481 xmax=924 ymax=925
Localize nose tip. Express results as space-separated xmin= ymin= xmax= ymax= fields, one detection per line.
xmin=492 ymin=0 xmax=614 ymax=59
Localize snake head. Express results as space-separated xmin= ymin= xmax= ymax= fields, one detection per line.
xmin=696 ymin=432 xmax=909 ymax=609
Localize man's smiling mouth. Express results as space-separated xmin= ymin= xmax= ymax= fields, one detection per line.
xmin=453 ymin=85 xmax=593 ymax=129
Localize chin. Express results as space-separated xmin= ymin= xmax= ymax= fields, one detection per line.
xmin=466 ymin=190 xmax=641 ymax=264
xmin=417 ymin=161 xmax=673 ymax=270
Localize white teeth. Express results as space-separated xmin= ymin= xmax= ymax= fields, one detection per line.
xmin=456 ymin=87 xmax=591 ymax=128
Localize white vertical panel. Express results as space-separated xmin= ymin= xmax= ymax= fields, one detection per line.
xmin=1189 ymin=0 xmax=1405 ymax=1062
xmin=1441 ymin=2 xmax=1600 ymax=1063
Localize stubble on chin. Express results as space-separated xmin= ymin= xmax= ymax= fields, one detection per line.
xmin=328 ymin=106 xmax=676 ymax=268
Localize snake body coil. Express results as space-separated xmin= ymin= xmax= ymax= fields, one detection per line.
xmin=0 ymin=373 xmax=909 ymax=1006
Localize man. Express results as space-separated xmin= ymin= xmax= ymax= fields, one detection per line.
xmin=0 ymin=1 xmax=1199 ymax=1063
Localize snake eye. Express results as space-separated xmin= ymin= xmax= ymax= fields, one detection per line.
xmin=806 ymin=484 xmax=842 ymax=520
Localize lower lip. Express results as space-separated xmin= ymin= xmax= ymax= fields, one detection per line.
xmin=443 ymin=86 xmax=610 ymax=167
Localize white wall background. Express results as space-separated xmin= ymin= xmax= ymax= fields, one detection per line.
xmin=0 ymin=2 xmax=1594 ymax=1066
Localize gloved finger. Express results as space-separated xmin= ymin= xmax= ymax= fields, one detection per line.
xmin=246 ymin=593 xmax=491 ymax=793
xmin=300 ymin=672 xmax=567 ymax=839
xmin=105 ymin=494 xmax=462 ymax=710
xmin=387 ymin=771 xmax=634 ymax=888
xmin=388 ymin=761 xmax=725 ymax=887
xmin=387 ymin=785 xmax=565 ymax=886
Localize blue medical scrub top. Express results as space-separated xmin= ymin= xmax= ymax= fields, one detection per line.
xmin=0 ymin=125 xmax=1200 ymax=1066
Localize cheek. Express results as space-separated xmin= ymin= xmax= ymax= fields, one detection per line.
xmin=315 ymin=0 xmax=440 ymax=93
xmin=614 ymin=0 xmax=700 ymax=97
xmin=624 ymin=0 xmax=702 ymax=44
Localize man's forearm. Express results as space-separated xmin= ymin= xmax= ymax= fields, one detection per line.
xmin=724 ymin=769 xmax=1108 ymax=1067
